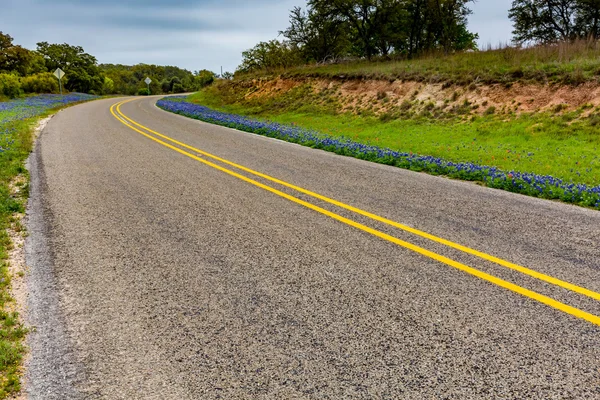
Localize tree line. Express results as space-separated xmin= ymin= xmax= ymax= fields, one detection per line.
xmin=0 ymin=31 xmax=217 ymax=98
xmin=509 ymin=0 xmax=600 ymax=44
xmin=5 ymin=1 xmax=600 ymax=96
xmin=238 ymin=0 xmax=600 ymax=73
xmin=238 ymin=0 xmax=479 ymax=73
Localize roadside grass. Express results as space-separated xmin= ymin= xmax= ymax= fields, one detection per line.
xmin=239 ymin=40 xmax=600 ymax=86
xmin=158 ymin=95 xmax=600 ymax=208
xmin=0 ymin=93 xmax=98 ymax=398
xmin=188 ymin=90 xmax=600 ymax=187
xmin=0 ymin=115 xmax=33 ymax=397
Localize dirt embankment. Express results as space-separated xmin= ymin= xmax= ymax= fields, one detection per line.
xmin=234 ymin=76 xmax=600 ymax=117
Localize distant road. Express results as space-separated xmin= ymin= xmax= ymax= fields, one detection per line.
xmin=25 ymin=96 xmax=600 ymax=399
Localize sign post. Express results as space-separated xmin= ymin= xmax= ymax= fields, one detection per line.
xmin=144 ymin=77 xmax=152 ymax=95
xmin=54 ymin=68 xmax=65 ymax=95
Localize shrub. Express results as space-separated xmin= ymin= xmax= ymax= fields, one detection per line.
xmin=483 ymin=106 xmax=496 ymax=116
xmin=0 ymin=73 xmax=22 ymax=98
xmin=102 ymin=77 xmax=115 ymax=95
xmin=194 ymin=70 xmax=215 ymax=89
xmin=138 ymin=88 xmax=150 ymax=96
xmin=172 ymin=83 xmax=185 ymax=93
xmin=20 ymin=72 xmax=59 ymax=94
xmin=553 ymin=103 xmax=568 ymax=113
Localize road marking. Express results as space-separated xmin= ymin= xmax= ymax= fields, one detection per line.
xmin=109 ymin=99 xmax=600 ymax=326
xmin=113 ymin=99 xmax=600 ymax=304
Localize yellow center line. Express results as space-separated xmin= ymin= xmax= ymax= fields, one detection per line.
xmin=109 ymin=99 xmax=600 ymax=327
xmin=114 ymin=98 xmax=600 ymax=303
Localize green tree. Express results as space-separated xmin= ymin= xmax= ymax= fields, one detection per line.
xmin=36 ymin=41 xmax=104 ymax=93
xmin=307 ymin=0 xmax=382 ymax=60
xmin=238 ymin=40 xmax=303 ymax=73
xmin=101 ymin=63 xmax=196 ymax=94
xmin=102 ymin=76 xmax=115 ymax=94
xmin=0 ymin=32 xmax=34 ymax=75
xmin=575 ymin=0 xmax=600 ymax=38
xmin=509 ymin=0 xmax=579 ymax=43
xmin=27 ymin=52 xmax=48 ymax=75
xmin=292 ymin=0 xmax=477 ymax=60
xmin=194 ymin=70 xmax=216 ymax=88
xmin=281 ymin=6 xmax=351 ymax=62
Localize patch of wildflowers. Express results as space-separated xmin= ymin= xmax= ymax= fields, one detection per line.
xmin=0 ymin=93 xmax=97 ymax=153
xmin=157 ymin=96 xmax=600 ymax=210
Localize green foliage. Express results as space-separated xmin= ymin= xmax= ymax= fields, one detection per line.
xmin=0 ymin=114 xmax=39 ymax=398
xmin=241 ymin=0 xmax=478 ymax=73
xmin=240 ymin=40 xmax=600 ymax=86
xmin=239 ymin=40 xmax=304 ymax=73
xmin=101 ymin=63 xmax=206 ymax=95
xmin=26 ymin=53 xmax=46 ymax=76
xmin=172 ymin=83 xmax=185 ymax=93
xmin=20 ymin=72 xmax=59 ymax=94
xmin=509 ymin=0 xmax=600 ymax=44
xmin=189 ymin=86 xmax=600 ymax=186
xmin=36 ymin=42 xmax=103 ymax=93
xmin=194 ymin=69 xmax=216 ymax=88
xmin=0 ymin=74 xmax=22 ymax=98
xmin=138 ymin=88 xmax=150 ymax=96
xmin=102 ymin=76 xmax=114 ymax=95
xmin=281 ymin=6 xmax=351 ymax=62
xmin=0 ymin=32 xmax=34 ymax=76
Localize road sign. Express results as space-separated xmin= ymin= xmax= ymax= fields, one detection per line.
xmin=54 ymin=68 xmax=65 ymax=80
xmin=54 ymin=68 xmax=65 ymax=95
xmin=144 ymin=77 xmax=152 ymax=95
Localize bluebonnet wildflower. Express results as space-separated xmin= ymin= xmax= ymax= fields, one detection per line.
xmin=1 ymin=93 xmax=97 ymax=153
xmin=157 ymin=96 xmax=600 ymax=210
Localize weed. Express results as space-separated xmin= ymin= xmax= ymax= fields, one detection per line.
xmin=588 ymin=114 xmax=600 ymax=126
xmin=553 ymin=104 xmax=568 ymax=113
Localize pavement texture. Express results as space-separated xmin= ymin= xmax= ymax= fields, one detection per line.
xmin=23 ymin=96 xmax=600 ymax=399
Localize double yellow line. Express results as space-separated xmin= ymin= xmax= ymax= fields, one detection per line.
xmin=110 ymin=98 xmax=600 ymax=327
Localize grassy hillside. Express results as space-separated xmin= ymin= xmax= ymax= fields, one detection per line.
xmin=190 ymin=76 xmax=600 ymax=188
xmin=239 ymin=41 xmax=600 ymax=86
xmin=166 ymin=44 xmax=600 ymax=209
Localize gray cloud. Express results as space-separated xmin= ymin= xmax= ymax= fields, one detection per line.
xmin=2 ymin=0 xmax=515 ymax=73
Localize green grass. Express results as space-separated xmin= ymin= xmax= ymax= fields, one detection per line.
xmin=0 ymin=114 xmax=32 ymax=397
xmin=189 ymin=87 xmax=600 ymax=187
xmin=238 ymin=40 xmax=600 ymax=86
xmin=0 ymin=97 xmax=96 ymax=397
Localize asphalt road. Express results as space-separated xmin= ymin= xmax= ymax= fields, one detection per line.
xmin=24 ymin=96 xmax=600 ymax=399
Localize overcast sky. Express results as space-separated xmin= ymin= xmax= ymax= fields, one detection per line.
xmin=2 ymin=0 xmax=514 ymax=74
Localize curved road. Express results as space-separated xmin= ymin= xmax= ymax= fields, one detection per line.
xmin=25 ymin=96 xmax=600 ymax=399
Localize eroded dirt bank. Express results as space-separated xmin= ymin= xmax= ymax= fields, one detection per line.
xmin=227 ymin=76 xmax=600 ymax=116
